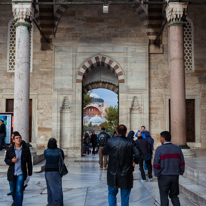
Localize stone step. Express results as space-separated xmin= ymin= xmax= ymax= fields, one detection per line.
xmin=179 ymin=175 xmax=206 ymax=205
xmin=183 ymin=165 xmax=206 ymax=188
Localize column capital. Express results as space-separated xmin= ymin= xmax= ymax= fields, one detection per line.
xmin=12 ymin=1 xmax=34 ymax=25
xmin=166 ymin=2 xmax=188 ymax=24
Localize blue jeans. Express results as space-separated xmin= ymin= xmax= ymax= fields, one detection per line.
xmin=108 ymin=186 xmax=131 ymax=206
xmin=45 ymin=171 xmax=63 ymax=206
xmin=9 ymin=174 xmax=24 ymax=206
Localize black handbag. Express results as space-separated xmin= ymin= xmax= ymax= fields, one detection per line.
xmin=59 ymin=151 xmax=68 ymax=177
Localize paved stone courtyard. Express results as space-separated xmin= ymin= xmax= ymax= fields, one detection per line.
xmin=0 ymin=154 xmax=195 ymax=206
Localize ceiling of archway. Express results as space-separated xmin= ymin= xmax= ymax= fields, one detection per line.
xmin=82 ymin=66 xmax=118 ymax=87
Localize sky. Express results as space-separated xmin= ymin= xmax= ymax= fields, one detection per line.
xmin=91 ymin=88 xmax=118 ymax=107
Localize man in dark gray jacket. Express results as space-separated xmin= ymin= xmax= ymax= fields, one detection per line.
xmin=102 ymin=124 xmax=140 ymax=206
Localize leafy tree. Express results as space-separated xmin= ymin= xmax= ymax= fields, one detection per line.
xmin=83 ymin=93 xmax=93 ymax=108
xmin=104 ymin=105 xmax=118 ymax=130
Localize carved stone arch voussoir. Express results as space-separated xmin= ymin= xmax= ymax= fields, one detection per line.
xmin=76 ymin=55 xmax=125 ymax=84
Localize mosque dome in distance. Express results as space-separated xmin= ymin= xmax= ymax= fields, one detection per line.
xmin=88 ymin=116 xmax=105 ymax=125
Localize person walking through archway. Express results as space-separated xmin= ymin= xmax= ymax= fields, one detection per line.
xmin=136 ymin=131 xmax=153 ymax=182
xmin=91 ymin=132 xmax=97 ymax=155
xmin=97 ymin=127 xmax=110 ymax=170
xmin=83 ymin=133 xmax=91 ymax=155
xmin=102 ymin=125 xmax=140 ymax=206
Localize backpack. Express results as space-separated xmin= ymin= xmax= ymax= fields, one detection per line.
xmin=99 ymin=133 xmax=107 ymax=146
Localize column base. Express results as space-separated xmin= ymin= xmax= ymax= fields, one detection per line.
xmin=179 ymin=145 xmax=196 ymax=158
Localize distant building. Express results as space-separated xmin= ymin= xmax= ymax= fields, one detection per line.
xmin=83 ymin=92 xmax=108 ymax=126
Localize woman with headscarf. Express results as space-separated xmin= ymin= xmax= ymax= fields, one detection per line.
xmin=127 ymin=130 xmax=135 ymax=140
xmin=44 ymin=138 xmax=64 ymax=206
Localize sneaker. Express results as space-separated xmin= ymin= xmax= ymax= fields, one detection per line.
xmin=140 ymin=179 xmax=146 ymax=182
xmin=147 ymin=178 xmax=153 ymax=181
xmin=104 ymin=167 xmax=107 ymax=170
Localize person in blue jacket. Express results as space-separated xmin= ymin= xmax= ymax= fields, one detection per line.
xmin=135 ymin=126 xmax=147 ymax=139
xmin=97 ymin=127 xmax=110 ymax=170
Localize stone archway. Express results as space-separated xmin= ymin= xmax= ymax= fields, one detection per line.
xmin=75 ymin=55 xmax=124 ymax=155
xmin=53 ymin=42 xmax=149 ymax=158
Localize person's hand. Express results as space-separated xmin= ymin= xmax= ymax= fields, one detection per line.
xmin=12 ymin=157 xmax=18 ymax=163
xmin=133 ymin=162 xmax=135 ymax=167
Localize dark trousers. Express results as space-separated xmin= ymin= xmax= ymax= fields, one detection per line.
xmin=158 ymin=175 xmax=180 ymax=206
xmin=139 ymin=157 xmax=152 ymax=180
xmin=0 ymin=133 xmax=5 ymax=150
xmin=92 ymin=145 xmax=96 ymax=154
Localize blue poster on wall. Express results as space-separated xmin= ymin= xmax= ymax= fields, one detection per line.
xmin=0 ymin=114 xmax=12 ymax=144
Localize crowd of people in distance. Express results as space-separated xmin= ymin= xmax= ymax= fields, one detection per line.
xmin=4 ymin=124 xmax=185 ymax=206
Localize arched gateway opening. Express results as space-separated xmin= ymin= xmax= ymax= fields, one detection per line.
xmin=54 ymin=44 xmax=149 ymax=158
xmin=78 ymin=55 xmax=124 ymax=155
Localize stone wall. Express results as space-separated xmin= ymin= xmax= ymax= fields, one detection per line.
xmin=0 ymin=3 xmax=206 ymax=151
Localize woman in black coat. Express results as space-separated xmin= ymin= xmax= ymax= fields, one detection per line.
xmin=90 ymin=132 xmax=97 ymax=155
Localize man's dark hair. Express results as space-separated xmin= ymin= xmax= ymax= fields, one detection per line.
xmin=117 ymin=124 xmax=127 ymax=136
xmin=160 ymin=131 xmax=171 ymax=142
xmin=13 ymin=131 xmax=21 ymax=140
xmin=141 ymin=126 xmax=145 ymax=129
xmin=101 ymin=127 xmax=105 ymax=131
xmin=12 ymin=131 xmax=20 ymax=135
xmin=0 ymin=120 xmax=4 ymax=123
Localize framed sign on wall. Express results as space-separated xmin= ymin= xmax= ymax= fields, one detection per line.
xmin=0 ymin=113 xmax=13 ymax=144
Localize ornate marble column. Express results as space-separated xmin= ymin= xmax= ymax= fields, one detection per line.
xmin=166 ymin=3 xmax=194 ymax=156
xmin=12 ymin=1 xmax=33 ymax=142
